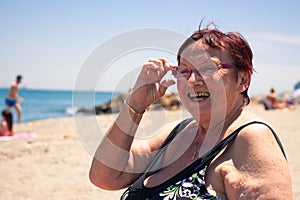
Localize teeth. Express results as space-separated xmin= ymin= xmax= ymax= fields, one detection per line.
xmin=189 ymin=92 xmax=210 ymax=99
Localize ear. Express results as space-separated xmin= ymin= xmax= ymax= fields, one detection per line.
xmin=238 ymin=70 xmax=251 ymax=93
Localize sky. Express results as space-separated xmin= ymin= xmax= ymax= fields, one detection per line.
xmin=1 ymin=0 xmax=300 ymax=96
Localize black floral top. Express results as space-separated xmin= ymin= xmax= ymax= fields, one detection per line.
xmin=120 ymin=120 xmax=285 ymax=200
xmin=121 ymin=166 xmax=226 ymax=200
xmin=158 ymin=167 xmax=226 ymax=200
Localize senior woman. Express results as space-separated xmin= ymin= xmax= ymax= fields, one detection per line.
xmin=89 ymin=26 xmax=292 ymax=199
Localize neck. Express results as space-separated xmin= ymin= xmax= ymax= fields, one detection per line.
xmin=196 ymin=104 xmax=243 ymax=143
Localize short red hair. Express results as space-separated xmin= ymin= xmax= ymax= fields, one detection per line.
xmin=177 ymin=26 xmax=254 ymax=105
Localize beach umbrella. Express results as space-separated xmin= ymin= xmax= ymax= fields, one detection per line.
xmin=292 ymin=89 xmax=300 ymax=99
xmin=294 ymin=81 xmax=300 ymax=90
xmin=292 ymin=81 xmax=300 ymax=99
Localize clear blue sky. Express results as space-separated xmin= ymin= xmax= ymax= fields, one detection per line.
xmin=1 ymin=0 xmax=300 ymax=96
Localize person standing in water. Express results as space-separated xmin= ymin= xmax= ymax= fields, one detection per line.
xmin=5 ymin=75 xmax=23 ymax=123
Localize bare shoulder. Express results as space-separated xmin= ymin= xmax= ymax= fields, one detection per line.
xmin=9 ymin=82 xmax=19 ymax=93
xmin=11 ymin=81 xmax=18 ymax=88
xmin=220 ymin=121 xmax=292 ymax=199
xmin=233 ymin=122 xmax=285 ymax=161
xmin=229 ymin=110 xmax=285 ymax=160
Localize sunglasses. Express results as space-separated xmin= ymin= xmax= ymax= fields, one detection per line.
xmin=171 ymin=63 xmax=234 ymax=80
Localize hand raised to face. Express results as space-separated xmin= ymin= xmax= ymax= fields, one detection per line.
xmin=127 ymin=58 xmax=176 ymax=113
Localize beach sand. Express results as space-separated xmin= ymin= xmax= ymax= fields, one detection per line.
xmin=0 ymin=104 xmax=299 ymax=199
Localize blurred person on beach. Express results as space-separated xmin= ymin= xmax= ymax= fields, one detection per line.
xmin=5 ymin=75 xmax=23 ymax=123
xmin=89 ymin=24 xmax=292 ymax=199
xmin=0 ymin=110 xmax=14 ymax=136
xmin=264 ymin=87 xmax=294 ymax=110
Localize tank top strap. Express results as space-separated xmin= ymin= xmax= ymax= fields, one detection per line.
xmin=144 ymin=118 xmax=194 ymax=174
xmin=192 ymin=121 xmax=287 ymax=172
xmin=160 ymin=118 xmax=195 ymax=148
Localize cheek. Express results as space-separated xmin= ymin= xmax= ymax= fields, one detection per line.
xmin=176 ymin=79 xmax=190 ymax=92
xmin=176 ymin=81 xmax=196 ymax=109
xmin=222 ymin=81 xmax=240 ymax=105
xmin=206 ymin=75 xmax=226 ymax=95
xmin=209 ymin=75 xmax=238 ymax=103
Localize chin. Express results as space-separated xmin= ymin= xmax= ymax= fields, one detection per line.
xmin=185 ymin=104 xmax=211 ymax=119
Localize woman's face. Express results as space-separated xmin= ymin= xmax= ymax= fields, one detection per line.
xmin=176 ymin=40 xmax=243 ymax=121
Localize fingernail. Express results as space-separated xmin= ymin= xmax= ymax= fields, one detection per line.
xmin=170 ymin=66 xmax=178 ymax=71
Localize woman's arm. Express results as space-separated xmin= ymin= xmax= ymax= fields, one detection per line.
xmin=90 ymin=104 xmax=148 ymax=190
xmin=89 ymin=58 xmax=175 ymax=190
xmin=222 ymin=123 xmax=292 ymax=199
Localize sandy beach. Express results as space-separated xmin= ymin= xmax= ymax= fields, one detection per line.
xmin=0 ymin=103 xmax=299 ymax=200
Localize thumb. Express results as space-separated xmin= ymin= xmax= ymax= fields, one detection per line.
xmin=159 ymin=79 xmax=176 ymax=96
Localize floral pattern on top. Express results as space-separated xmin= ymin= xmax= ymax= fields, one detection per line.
xmin=159 ymin=167 xmax=226 ymax=200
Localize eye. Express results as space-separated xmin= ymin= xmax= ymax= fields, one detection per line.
xmin=199 ymin=64 xmax=218 ymax=74
xmin=178 ymin=63 xmax=191 ymax=74
xmin=178 ymin=69 xmax=190 ymax=75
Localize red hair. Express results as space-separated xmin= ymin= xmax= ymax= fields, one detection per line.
xmin=177 ymin=25 xmax=254 ymax=105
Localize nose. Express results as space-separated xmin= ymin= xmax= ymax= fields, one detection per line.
xmin=188 ymin=69 xmax=205 ymax=86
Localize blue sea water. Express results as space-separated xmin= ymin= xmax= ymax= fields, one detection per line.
xmin=0 ymin=88 xmax=117 ymax=123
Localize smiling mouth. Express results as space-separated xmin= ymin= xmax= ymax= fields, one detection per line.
xmin=188 ymin=91 xmax=210 ymax=101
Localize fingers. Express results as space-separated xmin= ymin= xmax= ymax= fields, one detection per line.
xmin=143 ymin=59 xmax=165 ymax=77
xmin=136 ymin=57 xmax=176 ymax=93
xmin=159 ymin=79 xmax=176 ymax=96
xmin=143 ymin=61 xmax=163 ymax=73
xmin=130 ymin=58 xmax=177 ymax=108
xmin=141 ymin=58 xmax=173 ymax=83
xmin=146 ymin=57 xmax=175 ymax=71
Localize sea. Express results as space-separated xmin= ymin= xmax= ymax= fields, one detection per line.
xmin=0 ymin=88 xmax=118 ymax=123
